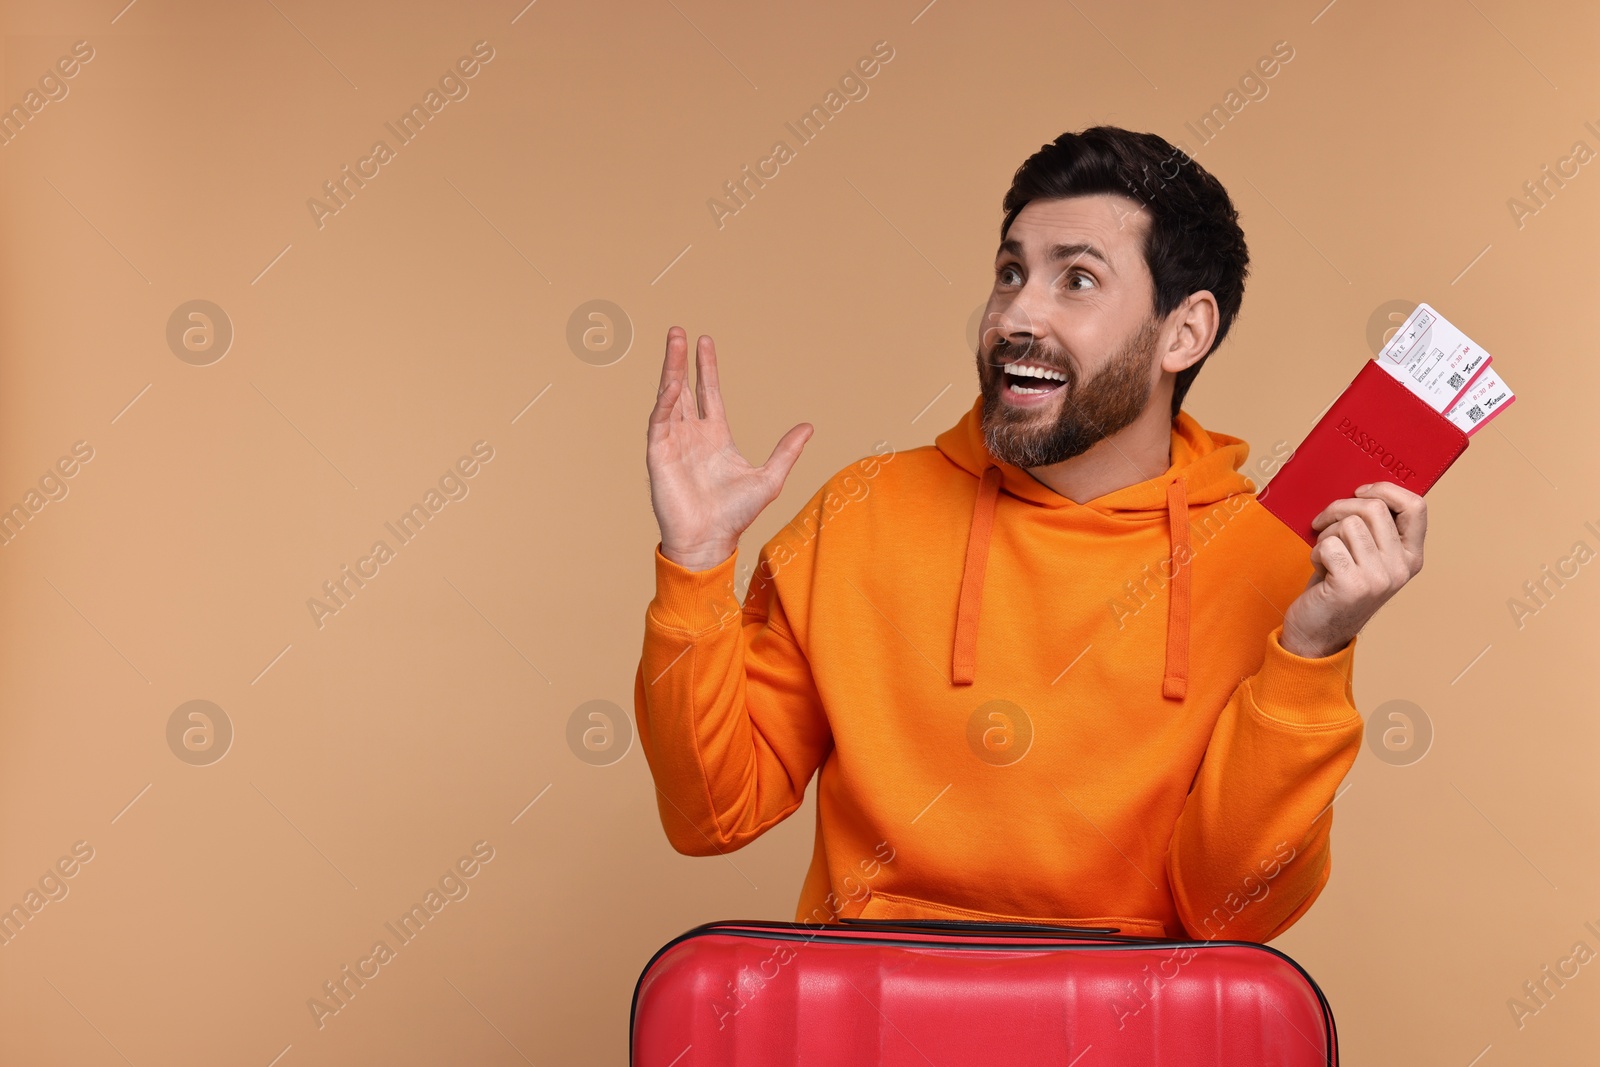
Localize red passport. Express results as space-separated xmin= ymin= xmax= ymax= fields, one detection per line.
xmin=1256 ymin=359 xmax=1470 ymax=545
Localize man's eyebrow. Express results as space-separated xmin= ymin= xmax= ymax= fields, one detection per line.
xmin=997 ymin=238 xmax=1113 ymax=271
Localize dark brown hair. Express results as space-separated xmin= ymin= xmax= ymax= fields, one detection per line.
xmin=1001 ymin=127 xmax=1250 ymax=417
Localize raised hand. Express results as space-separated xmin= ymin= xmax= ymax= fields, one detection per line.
xmin=1281 ymin=482 xmax=1427 ymax=658
xmin=647 ymin=327 xmax=813 ymax=572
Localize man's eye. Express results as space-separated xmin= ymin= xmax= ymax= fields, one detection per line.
xmin=996 ymin=264 xmax=1022 ymax=285
xmin=1065 ymin=270 xmax=1096 ymax=290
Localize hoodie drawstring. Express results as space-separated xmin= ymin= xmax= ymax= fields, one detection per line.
xmin=949 ymin=465 xmax=1193 ymax=701
xmin=1162 ymin=476 xmax=1191 ymax=701
xmin=951 ymin=465 xmax=1002 ymax=686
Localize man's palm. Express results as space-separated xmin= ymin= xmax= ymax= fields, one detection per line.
xmin=647 ymin=328 xmax=812 ymax=571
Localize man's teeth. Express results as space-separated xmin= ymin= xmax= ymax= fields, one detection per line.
xmin=1007 ymin=364 xmax=1067 ymax=382
xmin=1006 ymin=363 xmax=1066 ymax=395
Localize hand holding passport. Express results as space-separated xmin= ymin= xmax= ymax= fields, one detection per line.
xmin=1258 ymin=302 xmax=1515 ymax=545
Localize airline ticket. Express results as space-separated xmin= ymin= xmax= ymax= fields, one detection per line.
xmin=1443 ymin=365 xmax=1516 ymax=435
xmin=1376 ymin=302 xmax=1491 ymax=413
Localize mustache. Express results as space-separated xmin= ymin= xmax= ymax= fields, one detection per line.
xmin=981 ymin=337 xmax=1077 ymax=381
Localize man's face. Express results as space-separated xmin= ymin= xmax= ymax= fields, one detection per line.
xmin=977 ymin=194 xmax=1165 ymax=468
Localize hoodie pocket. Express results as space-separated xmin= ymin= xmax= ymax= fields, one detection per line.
xmin=855 ymin=888 xmax=1168 ymax=939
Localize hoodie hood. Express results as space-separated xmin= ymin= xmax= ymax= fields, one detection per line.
xmin=935 ymin=394 xmax=1254 ymax=698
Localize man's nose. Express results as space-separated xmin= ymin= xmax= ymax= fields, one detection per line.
xmin=985 ymin=298 xmax=1042 ymax=354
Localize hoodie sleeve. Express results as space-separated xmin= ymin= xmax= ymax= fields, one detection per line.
xmin=1165 ymin=624 xmax=1364 ymax=943
xmin=632 ymin=543 xmax=832 ymax=857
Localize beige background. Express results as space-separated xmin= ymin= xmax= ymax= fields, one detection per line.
xmin=0 ymin=0 xmax=1594 ymax=1063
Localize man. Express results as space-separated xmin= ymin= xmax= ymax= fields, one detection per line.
xmin=634 ymin=127 xmax=1424 ymax=943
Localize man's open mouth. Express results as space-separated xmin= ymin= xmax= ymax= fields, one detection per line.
xmin=1002 ymin=362 xmax=1069 ymax=397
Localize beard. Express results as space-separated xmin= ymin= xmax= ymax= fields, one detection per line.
xmin=977 ymin=317 xmax=1161 ymax=468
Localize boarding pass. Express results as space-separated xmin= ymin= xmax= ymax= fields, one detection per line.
xmin=1443 ymin=365 xmax=1516 ymax=435
xmin=1377 ymin=301 xmax=1492 ymax=413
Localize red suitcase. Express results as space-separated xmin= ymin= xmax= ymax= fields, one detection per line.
xmin=631 ymin=918 xmax=1337 ymax=1065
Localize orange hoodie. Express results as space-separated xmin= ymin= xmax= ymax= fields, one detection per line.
xmin=634 ymin=394 xmax=1365 ymax=942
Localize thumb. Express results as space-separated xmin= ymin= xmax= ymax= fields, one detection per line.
xmin=759 ymin=422 xmax=813 ymax=487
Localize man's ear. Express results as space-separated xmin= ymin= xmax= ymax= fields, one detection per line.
xmin=1159 ymin=291 xmax=1219 ymax=374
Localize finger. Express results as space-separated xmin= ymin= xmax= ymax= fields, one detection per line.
xmin=657 ymin=326 xmax=688 ymax=398
xmin=1314 ymin=529 xmax=1355 ymax=576
xmin=1313 ymin=517 xmax=1361 ymax=562
xmin=1345 ymin=497 xmax=1401 ymax=561
xmin=1311 ymin=496 xmax=1379 ymax=531
xmin=673 ymin=368 xmax=696 ymax=421
xmin=1305 ymin=541 xmax=1328 ymax=585
xmin=660 ymin=328 xmax=692 ymax=423
xmin=1332 ymin=513 xmax=1378 ymax=570
xmin=695 ymin=334 xmax=726 ymax=423
xmin=650 ymin=373 xmax=686 ymax=427
xmin=759 ymin=423 xmax=814 ymax=486
xmin=1310 ymin=499 xmax=1351 ymax=532
xmin=1310 ymin=495 xmax=1401 ymax=554
xmin=1306 ymin=541 xmax=1326 ymax=583
xmin=1314 ymin=520 xmax=1377 ymax=590
xmin=1355 ymin=481 xmax=1427 ymax=557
